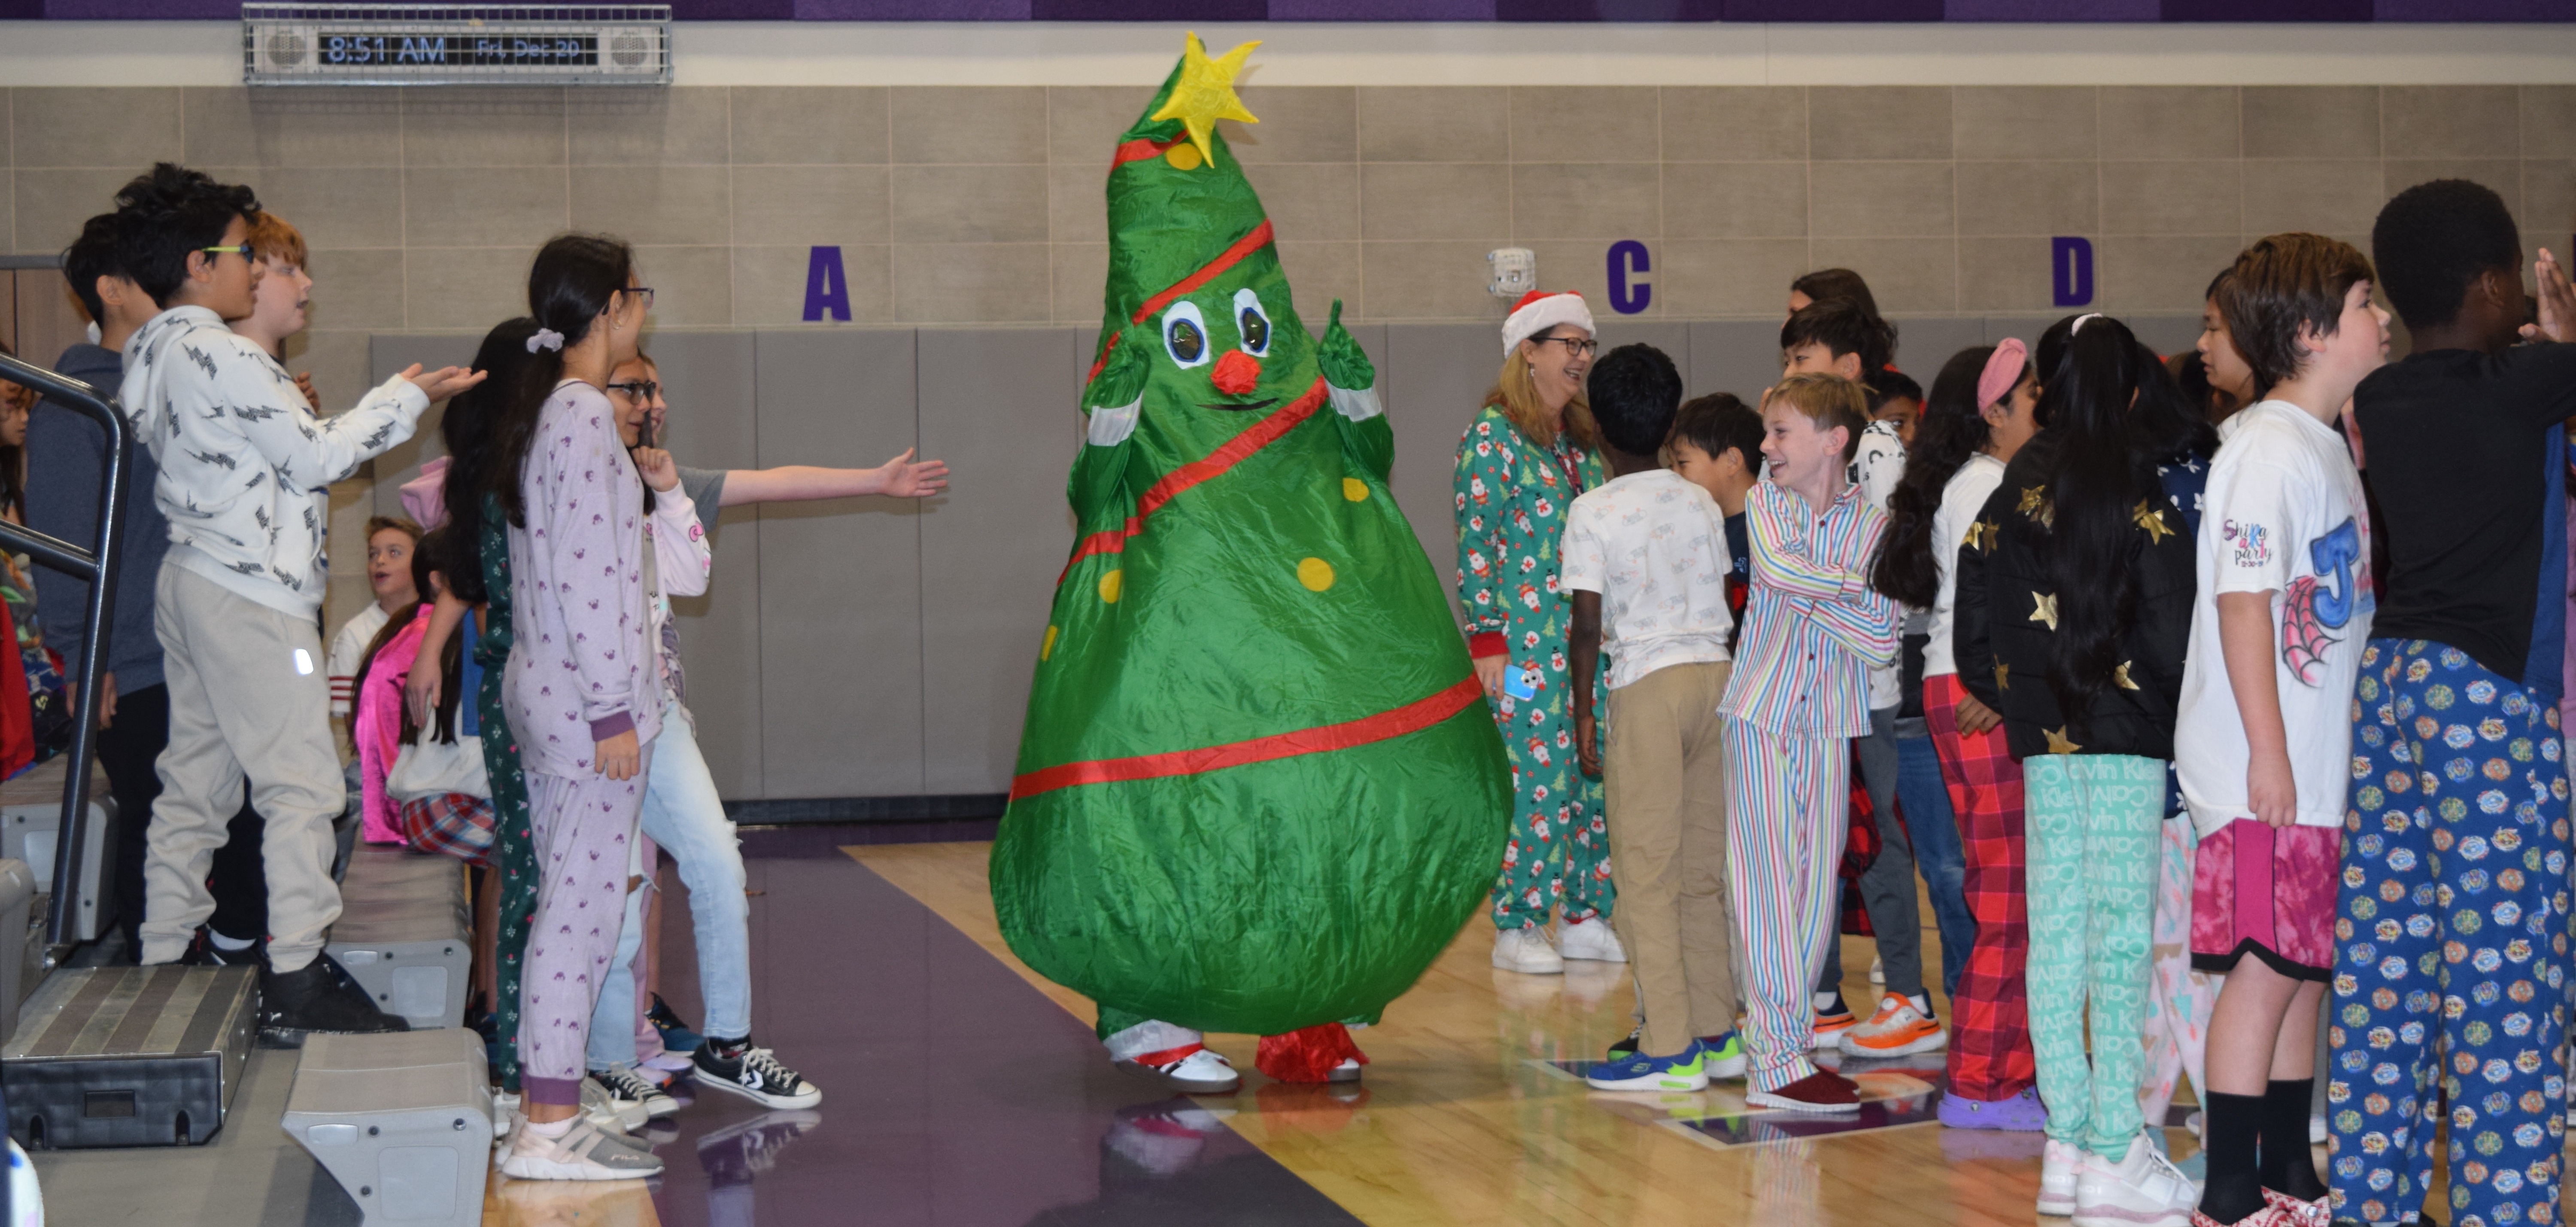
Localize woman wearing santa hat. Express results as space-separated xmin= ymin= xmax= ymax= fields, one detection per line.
xmin=1453 ymin=289 xmax=1624 ymax=975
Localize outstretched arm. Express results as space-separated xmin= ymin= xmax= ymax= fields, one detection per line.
xmin=717 ymin=450 xmax=950 ymax=506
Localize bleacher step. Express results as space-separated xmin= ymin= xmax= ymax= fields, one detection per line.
xmin=281 ymin=1028 xmax=492 ymax=1227
xmin=0 ymin=963 xmax=258 ymax=1148
xmin=326 ymin=843 xmax=471 ymax=1031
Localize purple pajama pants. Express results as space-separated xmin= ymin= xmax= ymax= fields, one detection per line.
xmin=518 ymin=749 xmax=654 ymax=1107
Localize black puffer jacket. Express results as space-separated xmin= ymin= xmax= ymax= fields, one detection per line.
xmin=1954 ymin=431 xmax=2204 ymax=763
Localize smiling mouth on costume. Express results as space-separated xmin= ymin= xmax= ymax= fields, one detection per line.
xmin=1198 ymin=398 xmax=1278 ymax=412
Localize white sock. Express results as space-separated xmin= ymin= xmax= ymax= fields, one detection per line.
xmin=1909 ymin=993 xmax=1932 ymax=1015
xmin=1813 ymin=991 xmax=1839 ymax=1011
xmin=525 ymin=1115 xmax=575 ymax=1139
xmin=209 ymin=931 xmax=256 ymax=951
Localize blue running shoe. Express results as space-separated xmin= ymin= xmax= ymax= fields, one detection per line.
xmin=1695 ymin=1031 xmax=1747 ymax=1080
xmin=1585 ymin=1047 xmax=1708 ymax=1092
xmin=648 ymin=993 xmax=702 ymax=1054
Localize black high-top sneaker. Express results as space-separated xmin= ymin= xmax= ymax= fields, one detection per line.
xmin=259 ymin=954 xmax=409 ymax=1045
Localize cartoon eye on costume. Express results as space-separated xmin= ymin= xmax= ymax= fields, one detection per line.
xmin=1163 ymin=301 xmax=1211 ymax=367
xmin=1233 ymin=288 xmax=1271 ymax=356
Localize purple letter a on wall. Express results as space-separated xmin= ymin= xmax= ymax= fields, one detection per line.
xmin=805 ymin=246 xmax=852 ymax=323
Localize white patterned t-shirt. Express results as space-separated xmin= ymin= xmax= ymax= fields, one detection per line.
xmin=1560 ymin=469 xmax=1736 ymax=690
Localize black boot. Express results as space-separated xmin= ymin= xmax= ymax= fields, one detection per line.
xmin=259 ymin=955 xmax=408 ymax=1044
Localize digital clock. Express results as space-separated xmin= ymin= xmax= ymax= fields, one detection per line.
xmin=243 ymin=3 xmax=670 ymax=87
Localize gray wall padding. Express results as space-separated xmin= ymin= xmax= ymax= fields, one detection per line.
xmin=368 ymin=311 xmax=2193 ymax=801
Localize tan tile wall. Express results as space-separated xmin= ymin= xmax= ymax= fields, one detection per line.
xmin=10 ymin=83 xmax=2573 ymax=347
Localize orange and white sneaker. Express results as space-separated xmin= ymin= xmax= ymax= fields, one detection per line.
xmin=1808 ymin=994 xmax=1858 ymax=1050
xmin=1838 ymin=993 xmax=1948 ymax=1058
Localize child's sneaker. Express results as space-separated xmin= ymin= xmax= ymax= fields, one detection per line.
xmin=1606 ymin=1026 xmax=1643 ymax=1060
xmin=1491 ymin=926 xmax=1565 ymax=974
xmin=1744 ymin=1069 xmax=1860 ymax=1113
xmin=592 ymin=1064 xmax=679 ymax=1120
xmin=2073 ymin=1133 xmax=2198 ymax=1227
xmin=580 ymin=1076 xmax=647 ymax=1133
xmin=2038 ymin=1137 xmax=2084 ymax=1216
xmin=692 ymin=1039 xmax=824 ymax=1110
xmin=1838 ymin=993 xmax=1947 ymax=1058
xmin=2259 ymin=1188 xmax=2327 ymax=1227
xmin=1809 ymin=993 xmax=1858 ymax=1050
xmin=1940 ymin=1085 xmax=2047 ymax=1132
xmin=1586 ymin=1047 xmax=1707 ymax=1092
xmin=647 ymin=994 xmax=702 ymax=1054
xmin=1695 ymin=1032 xmax=1747 ymax=1080
xmin=1115 ymin=1044 xmax=1240 ymax=1094
xmin=499 ymin=1116 xmax=664 ymax=1182
xmin=1557 ymin=916 xmax=1626 ymax=963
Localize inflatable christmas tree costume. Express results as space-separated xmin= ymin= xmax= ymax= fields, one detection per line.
xmin=991 ymin=35 xmax=1513 ymax=1088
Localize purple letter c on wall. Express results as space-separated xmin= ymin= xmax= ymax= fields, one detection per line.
xmin=1607 ymin=241 xmax=1651 ymax=315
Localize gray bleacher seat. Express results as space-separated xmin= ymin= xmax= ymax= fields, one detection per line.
xmin=2 ymin=964 xmax=258 ymax=1148
xmin=0 ymin=758 xmax=114 ymax=944
xmin=326 ymin=844 xmax=471 ymax=1031
xmin=281 ymin=1028 xmax=491 ymax=1227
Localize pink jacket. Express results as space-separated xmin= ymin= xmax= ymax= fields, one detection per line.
xmin=503 ymin=382 xmax=710 ymax=778
xmin=355 ymin=610 xmax=429 ymax=844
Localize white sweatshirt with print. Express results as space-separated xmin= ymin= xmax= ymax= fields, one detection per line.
xmin=121 ymin=305 xmax=427 ymax=618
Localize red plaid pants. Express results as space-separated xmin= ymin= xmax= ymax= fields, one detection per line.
xmin=1925 ymin=673 xmax=2036 ymax=1102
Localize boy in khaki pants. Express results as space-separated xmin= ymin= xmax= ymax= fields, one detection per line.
xmin=1566 ymin=344 xmax=1744 ymax=1091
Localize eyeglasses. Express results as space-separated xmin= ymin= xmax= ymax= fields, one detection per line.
xmin=618 ymin=286 xmax=656 ymax=311
xmin=198 ymin=243 xmax=255 ymax=261
xmin=1538 ymin=336 xmax=1599 ymax=358
xmin=606 ymin=380 xmax=659 ymax=402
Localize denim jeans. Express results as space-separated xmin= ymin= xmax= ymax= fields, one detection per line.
xmin=1894 ymin=734 xmax=1973 ymax=1003
xmin=585 ymin=701 xmax=752 ymax=1070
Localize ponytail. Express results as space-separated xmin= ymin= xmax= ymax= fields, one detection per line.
xmin=492 ymin=234 xmax=635 ymax=527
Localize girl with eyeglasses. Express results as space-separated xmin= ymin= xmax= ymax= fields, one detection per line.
xmin=1454 ymin=289 xmax=1624 ymax=977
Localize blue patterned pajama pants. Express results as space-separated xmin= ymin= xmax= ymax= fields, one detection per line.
xmin=2329 ymin=639 xmax=2570 ymax=1227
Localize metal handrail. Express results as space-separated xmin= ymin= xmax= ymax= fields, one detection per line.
xmin=0 ymin=350 xmax=126 ymax=950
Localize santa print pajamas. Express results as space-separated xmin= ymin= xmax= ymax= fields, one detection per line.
xmin=503 ymin=381 xmax=708 ymax=1105
xmin=1924 ymin=672 xmax=2038 ymax=1102
xmin=1453 ymin=405 xmax=1612 ymax=931
xmin=2329 ymin=639 xmax=2569 ymax=1227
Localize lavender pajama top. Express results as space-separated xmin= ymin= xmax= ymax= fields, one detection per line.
xmin=503 ymin=381 xmax=712 ymax=778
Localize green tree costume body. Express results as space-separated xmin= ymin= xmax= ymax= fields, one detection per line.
xmin=990 ymin=40 xmax=1511 ymax=1076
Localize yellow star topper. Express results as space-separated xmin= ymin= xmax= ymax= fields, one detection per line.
xmin=1151 ymin=33 xmax=1261 ymax=171
xmin=2029 ymin=591 xmax=2059 ymax=631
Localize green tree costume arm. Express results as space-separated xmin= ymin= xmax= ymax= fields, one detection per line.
xmin=1068 ymin=328 xmax=1148 ymax=526
xmin=1317 ymin=300 xmax=1393 ymax=482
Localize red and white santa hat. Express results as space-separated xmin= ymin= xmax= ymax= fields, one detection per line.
xmin=1500 ymin=289 xmax=1595 ymax=356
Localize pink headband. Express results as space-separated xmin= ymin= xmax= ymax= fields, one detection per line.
xmin=1977 ymin=338 xmax=2029 ymax=411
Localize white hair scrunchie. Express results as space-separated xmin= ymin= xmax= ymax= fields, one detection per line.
xmin=526 ymin=328 xmax=566 ymax=353
xmin=2070 ymin=312 xmax=2106 ymax=335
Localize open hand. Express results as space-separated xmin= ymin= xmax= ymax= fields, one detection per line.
xmin=1954 ymin=690 xmax=2003 ymax=736
xmin=2524 ymin=249 xmax=2576 ymax=344
xmin=1473 ymin=655 xmax=1506 ymax=702
xmin=875 ymin=449 xmax=950 ymax=499
xmin=406 ymin=666 xmax=442 ymax=727
xmin=632 ymin=446 xmax=679 ymax=493
xmin=398 ymin=364 xmax=489 ymax=403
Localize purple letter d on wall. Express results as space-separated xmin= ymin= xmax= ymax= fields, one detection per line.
xmin=2052 ymin=237 xmax=2094 ymax=309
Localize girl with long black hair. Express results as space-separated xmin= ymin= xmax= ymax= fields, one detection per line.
xmin=1955 ymin=314 xmax=2215 ymax=1224
xmin=1874 ymin=342 xmax=2046 ymax=1129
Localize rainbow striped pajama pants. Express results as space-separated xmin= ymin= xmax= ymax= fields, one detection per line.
xmin=1724 ymin=717 xmax=1851 ymax=1094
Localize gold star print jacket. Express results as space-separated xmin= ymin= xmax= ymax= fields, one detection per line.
xmin=1953 ymin=429 xmax=2209 ymax=763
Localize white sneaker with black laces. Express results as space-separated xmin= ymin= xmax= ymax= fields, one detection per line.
xmin=592 ymin=1064 xmax=680 ymax=1120
xmin=692 ymin=1041 xmax=824 ymax=1110
xmin=580 ymin=1075 xmax=647 ymax=1133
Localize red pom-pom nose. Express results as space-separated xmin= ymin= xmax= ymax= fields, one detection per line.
xmin=1210 ymin=350 xmax=1262 ymax=396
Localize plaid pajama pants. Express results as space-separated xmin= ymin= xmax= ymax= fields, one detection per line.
xmin=1926 ymin=673 xmax=2038 ymax=1103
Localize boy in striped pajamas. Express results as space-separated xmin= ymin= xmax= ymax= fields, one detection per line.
xmin=1718 ymin=372 xmax=1901 ymax=1111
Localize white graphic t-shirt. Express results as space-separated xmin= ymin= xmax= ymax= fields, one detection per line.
xmin=1559 ymin=469 xmax=1736 ymax=691
xmin=1850 ymin=419 xmax=1907 ymax=710
xmin=2175 ymin=400 xmax=2376 ymax=834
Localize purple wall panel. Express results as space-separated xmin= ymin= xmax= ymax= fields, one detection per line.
xmin=796 ymin=0 xmax=1025 ymax=16
xmin=1947 ymin=0 xmax=2156 ymax=18
xmin=2160 ymin=0 xmax=2371 ymax=16
xmin=2376 ymin=0 xmax=2576 ymax=16
xmin=46 ymin=0 xmax=236 ymax=15
xmin=1499 ymin=0 xmax=1720 ymax=18
xmin=1720 ymin=0 xmax=1944 ymax=18
xmin=1273 ymin=0 xmax=1493 ymax=17
xmin=674 ymin=0 xmax=795 ymax=17
xmin=1029 ymin=0 xmax=1266 ymax=16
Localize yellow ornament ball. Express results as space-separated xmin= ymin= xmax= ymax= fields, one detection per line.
xmin=1164 ymin=142 xmax=1204 ymax=171
xmin=1341 ymin=478 xmax=1368 ymax=502
xmin=1297 ymin=557 xmax=1335 ymax=592
xmin=1099 ymin=569 xmax=1124 ymax=603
